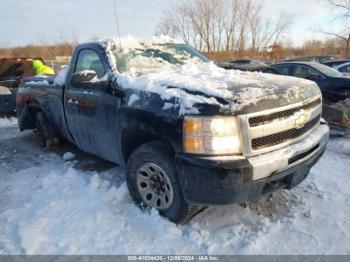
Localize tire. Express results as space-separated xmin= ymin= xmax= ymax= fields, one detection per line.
xmin=35 ymin=111 xmax=59 ymax=149
xmin=126 ymin=141 xmax=201 ymax=224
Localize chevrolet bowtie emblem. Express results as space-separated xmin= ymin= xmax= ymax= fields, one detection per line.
xmin=294 ymin=113 xmax=309 ymax=129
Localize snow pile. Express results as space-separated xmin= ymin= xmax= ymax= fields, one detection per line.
xmin=62 ymin=152 xmax=75 ymax=161
xmin=0 ymin=166 xmax=198 ymax=254
xmin=0 ymin=117 xmax=17 ymax=127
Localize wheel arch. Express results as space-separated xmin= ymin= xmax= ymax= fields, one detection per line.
xmin=17 ymin=99 xmax=42 ymax=131
xmin=121 ymin=128 xmax=175 ymax=163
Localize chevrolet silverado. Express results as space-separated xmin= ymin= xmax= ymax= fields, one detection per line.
xmin=16 ymin=38 xmax=329 ymax=223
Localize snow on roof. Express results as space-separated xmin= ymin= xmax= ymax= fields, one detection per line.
xmin=101 ymin=35 xmax=182 ymax=50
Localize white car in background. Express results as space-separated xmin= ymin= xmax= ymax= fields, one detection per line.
xmin=335 ymin=62 xmax=350 ymax=76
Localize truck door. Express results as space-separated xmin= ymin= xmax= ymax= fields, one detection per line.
xmin=64 ymin=48 xmax=123 ymax=164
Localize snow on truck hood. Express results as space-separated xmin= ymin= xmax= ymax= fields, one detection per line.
xmin=104 ymin=37 xmax=321 ymax=115
xmin=116 ymin=63 xmax=320 ymax=115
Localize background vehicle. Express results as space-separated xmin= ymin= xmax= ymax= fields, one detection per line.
xmin=16 ymin=39 xmax=329 ymax=223
xmin=322 ymin=59 xmax=350 ymax=68
xmin=216 ymin=59 xmax=269 ymax=71
xmin=263 ymin=62 xmax=350 ymax=135
xmin=283 ymin=56 xmax=335 ymax=63
xmin=0 ymin=58 xmax=44 ymax=113
xmin=334 ymin=62 xmax=350 ymax=76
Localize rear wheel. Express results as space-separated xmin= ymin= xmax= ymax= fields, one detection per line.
xmin=126 ymin=141 xmax=202 ymax=224
xmin=35 ymin=111 xmax=59 ymax=149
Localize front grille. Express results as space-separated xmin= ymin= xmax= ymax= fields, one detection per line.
xmin=249 ymin=98 xmax=321 ymax=127
xmin=251 ymin=115 xmax=320 ymax=150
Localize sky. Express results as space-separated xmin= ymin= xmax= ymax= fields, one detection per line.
xmin=0 ymin=0 xmax=339 ymax=48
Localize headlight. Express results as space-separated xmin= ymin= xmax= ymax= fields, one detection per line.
xmin=183 ymin=116 xmax=242 ymax=155
xmin=0 ymin=86 xmax=12 ymax=95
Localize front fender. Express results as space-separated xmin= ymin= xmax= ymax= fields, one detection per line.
xmin=118 ymin=103 xmax=184 ymax=164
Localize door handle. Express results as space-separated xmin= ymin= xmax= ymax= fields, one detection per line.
xmin=67 ymin=99 xmax=79 ymax=105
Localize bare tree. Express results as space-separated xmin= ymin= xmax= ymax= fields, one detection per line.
xmin=318 ymin=0 xmax=350 ymax=56
xmin=156 ymin=2 xmax=193 ymax=46
xmin=247 ymin=0 xmax=263 ymax=56
xmin=222 ymin=0 xmax=240 ymax=51
xmin=156 ymin=0 xmax=292 ymax=55
xmin=235 ymin=0 xmax=252 ymax=57
xmin=247 ymin=1 xmax=292 ymax=57
xmin=187 ymin=0 xmax=214 ymax=52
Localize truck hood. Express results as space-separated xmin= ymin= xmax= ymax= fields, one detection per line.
xmin=224 ymin=73 xmax=321 ymax=114
xmin=117 ymin=62 xmax=321 ymax=116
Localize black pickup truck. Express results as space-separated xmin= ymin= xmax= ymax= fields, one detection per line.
xmin=16 ymin=38 xmax=329 ymax=223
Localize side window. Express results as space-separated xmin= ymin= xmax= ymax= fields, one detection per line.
xmin=273 ymin=65 xmax=291 ymax=76
xmin=339 ymin=65 xmax=350 ymax=73
xmin=74 ymin=49 xmax=106 ymax=78
xmin=292 ymin=65 xmax=319 ymax=79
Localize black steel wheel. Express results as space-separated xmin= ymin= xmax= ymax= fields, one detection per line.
xmin=126 ymin=141 xmax=202 ymax=223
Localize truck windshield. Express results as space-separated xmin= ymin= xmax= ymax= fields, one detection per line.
xmin=114 ymin=43 xmax=209 ymax=74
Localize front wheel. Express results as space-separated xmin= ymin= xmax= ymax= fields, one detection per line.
xmin=126 ymin=141 xmax=201 ymax=224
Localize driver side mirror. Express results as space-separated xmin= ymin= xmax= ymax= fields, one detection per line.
xmin=70 ymin=70 xmax=109 ymax=90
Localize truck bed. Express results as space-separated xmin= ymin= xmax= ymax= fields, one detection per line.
xmin=17 ymin=77 xmax=69 ymax=139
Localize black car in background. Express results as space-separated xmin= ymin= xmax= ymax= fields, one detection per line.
xmin=283 ymin=56 xmax=336 ymax=63
xmin=263 ymin=62 xmax=350 ymax=135
xmin=216 ymin=59 xmax=269 ymax=72
xmin=263 ymin=62 xmax=350 ymax=102
xmin=0 ymin=58 xmax=41 ymax=113
xmin=322 ymin=59 xmax=350 ymax=68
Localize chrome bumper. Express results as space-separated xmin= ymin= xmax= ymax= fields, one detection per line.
xmin=248 ymin=123 xmax=329 ymax=180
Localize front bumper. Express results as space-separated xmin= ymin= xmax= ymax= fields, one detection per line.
xmin=175 ymin=123 xmax=329 ymax=205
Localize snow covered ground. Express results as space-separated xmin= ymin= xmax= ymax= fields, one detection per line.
xmin=0 ymin=116 xmax=349 ymax=255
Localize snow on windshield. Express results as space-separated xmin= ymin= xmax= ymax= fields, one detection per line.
xmin=112 ymin=42 xmax=208 ymax=75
